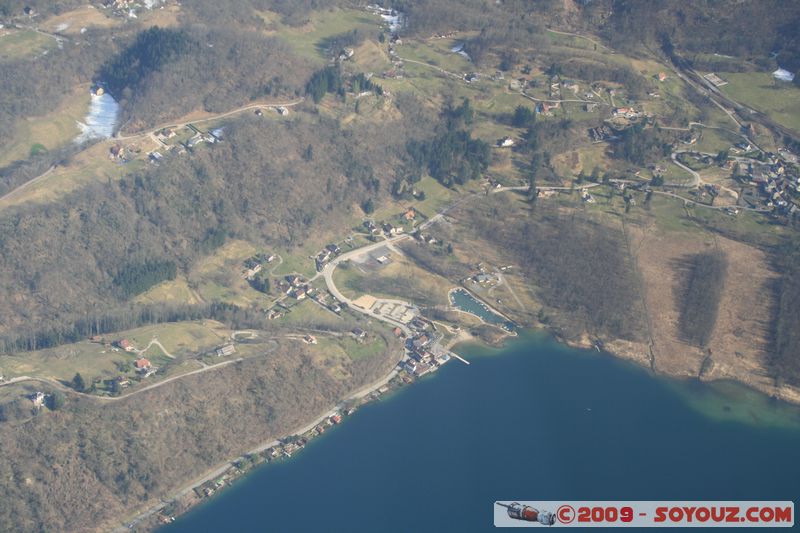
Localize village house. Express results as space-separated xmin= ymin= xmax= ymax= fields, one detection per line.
xmin=286 ymin=275 xmax=304 ymax=287
xmin=134 ymin=358 xmax=151 ymax=371
xmin=613 ymin=107 xmax=640 ymax=119
xmin=109 ymin=144 xmax=125 ymax=161
xmin=242 ymin=263 xmax=262 ymax=280
xmin=657 ymin=71 xmax=667 ymax=82
xmin=364 ymin=220 xmax=382 ymax=235
xmin=30 ymin=391 xmax=46 ymax=408
xmin=382 ymin=222 xmax=403 ymax=236
xmin=497 ymin=137 xmax=515 ymax=148
xmin=411 ymin=334 xmax=430 ymax=351
xmin=216 ymin=344 xmax=236 ymax=357
xmin=118 ymin=339 xmax=135 ymax=352
xmin=562 ymin=79 xmax=579 ymax=91
xmin=403 ymin=208 xmax=416 ymax=221
xmin=289 ymin=285 xmax=309 ymax=300
xmin=352 ymin=328 xmax=367 ymax=342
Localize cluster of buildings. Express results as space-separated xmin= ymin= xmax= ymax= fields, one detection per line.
xmin=280 ymin=275 xmax=315 ymax=300
xmin=148 ymin=126 xmax=224 ymax=165
xmin=315 ymin=243 xmax=342 ymax=271
xmin=736 ymin=157 xmax=800 ymax=214
xmin=262 ymin=412 xmax=347 ymax=463
xmin=241 ymin=252 xmax=275 ymax=280
xmin=588 ymin=124 xmax=617 ymax=143
xmin=108 ymin=143 xmax=140 ymax=163
xmin=612 ymin=106 xmax=642 ymax=120
xmin=363 ymin=209 xmax=417 ymax=239
xmin=402 ymin=317 xmax=452 ymax=378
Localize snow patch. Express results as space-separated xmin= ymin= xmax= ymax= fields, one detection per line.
xmin=75 ymin=92 xmax=120 ymax=144
xmin=773 ymin=68 xmax=795 ymax=82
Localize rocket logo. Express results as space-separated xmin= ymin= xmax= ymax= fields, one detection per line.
xmin=496 ymin=502 xmax=556 ymax=526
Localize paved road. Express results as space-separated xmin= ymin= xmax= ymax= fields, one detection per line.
xmin=669 ymin=151 xmax=701 ymax=187
xmin=115 ymin=98 xmax=305 ymax=141
xmin=113 ymin=343 xmax=405 ymax=532
xmin=0 ymin=165 xmax=54 ymax=205
xmin=0 ymin=99 xmax=305 ymax=211
xmin=320 ymin=235 xmax=414 ymax=336
xmin=652 ymin=190 xmax=768 ymax=213
xmin=0 ymin=340 xmax=278 ymax=402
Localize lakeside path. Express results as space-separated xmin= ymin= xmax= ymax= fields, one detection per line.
xmin=111 ymin=352 xmax=406 ymax=533
xmin=109 ymin=186 xmax=499 ymax=531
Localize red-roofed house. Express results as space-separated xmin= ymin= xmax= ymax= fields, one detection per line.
xmin=118 ymin=339 xmax=135 ymax=352
xmin=134 ymin=358 xmax=151 ymax=371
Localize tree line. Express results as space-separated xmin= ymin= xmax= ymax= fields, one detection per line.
xmin=113 ymin=259 xmax=177 ymax=298
xmin=0 ymin=302 xmax=273 ymax=354
xmin=405 ymin=99 xmax=490 ymax=187
xmin=676 ymin=250 xmax=728 ymax=347
xmin=772 ymin=242 xmax=800 ymax=385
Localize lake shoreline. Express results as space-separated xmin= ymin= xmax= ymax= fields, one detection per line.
xmin=107 ymin=321 xmax=800 ymax=532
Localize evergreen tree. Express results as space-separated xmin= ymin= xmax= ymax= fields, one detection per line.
xmin=72 ymin=373 xmax=86 ymax=392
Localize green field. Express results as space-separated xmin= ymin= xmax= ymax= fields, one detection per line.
xmin=0 ymin=88 xmax=90 ymax=167
xmin=316 ymin=334 xmax=387 ymax=361
xmin=0 ymin=321 xmax=229 ymax=383
xmin=0 ymin=29 xmax=56 ymax=59
xmin=719 ymin=72 xmax=800 ymax=133
xmin=266 ymin=8 xmax=379 ymax=63
xmin=280 ymin=299 xmax=343 ymax=328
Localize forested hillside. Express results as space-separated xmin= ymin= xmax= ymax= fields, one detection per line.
xmin=0 ymin=110 xmax=428 ymax=348
xmin=0 ymin=338 xmax=396 ymax=533
xmin=772 ymin=243 xmax=800 ymax=386
xmin=598 ymin=0 xmax=800 ymax=72
xmin=677 ymin=251 xmax=728 ymax=347
xmin=0 ymin=29 xmax=113 ymax=148
xmin=469 ymin=197 xmax=647 ymax=342
xmin=100 ymin=26 xmax=307 ymax=131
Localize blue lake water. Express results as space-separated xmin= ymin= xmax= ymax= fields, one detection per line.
xmin=449 ymin=288 xmax=515 ymax=330
xmin=164 ymin=333 xmax=800 ymax=532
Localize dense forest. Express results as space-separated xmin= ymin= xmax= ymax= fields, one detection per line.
xmin=598 ymin=0 xmax=800 ymax=73
xmin=772 ymin=243 xmax=800 ymax=386
xmin=615 ymin=124 xmax=674 ymax=166
xmin=0 ymin=302 xmax=270 ymax=354
xmin=405 ymin=99 xmax=490 ymax=187
xmin=99 ymin=25 xmax=307 ymax=131
xmin=113 ymin=259 xmax=177 ymax=298
xmin=100 ymin=27 xmax=195 ymax=100
xmin=676 ymin=250 xmax=728 ymax=347
xmin=469 ymin=197 xmax=647 ymax=341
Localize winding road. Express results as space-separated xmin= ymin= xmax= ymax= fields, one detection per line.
xmin=0 ymin=340 xmax=279 ymax=402
xmin=0 ymin=99 xmax=305 ymax=211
